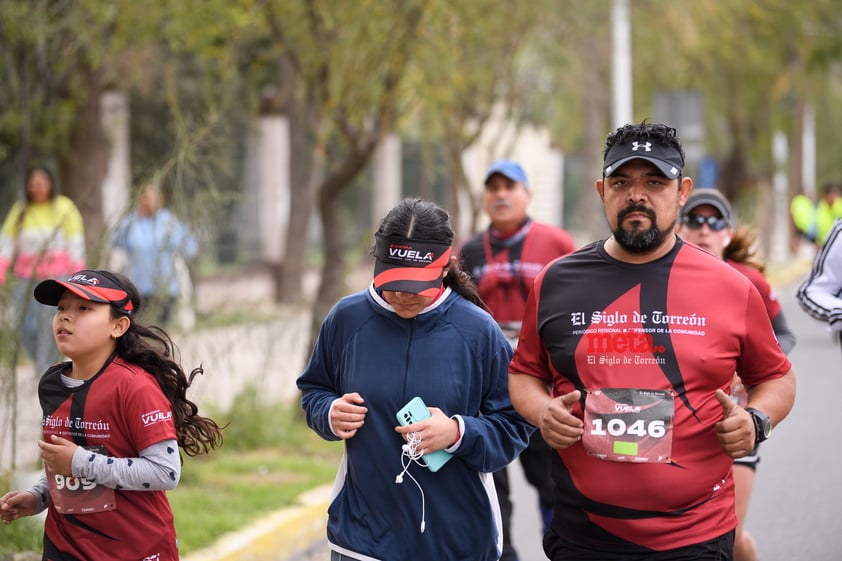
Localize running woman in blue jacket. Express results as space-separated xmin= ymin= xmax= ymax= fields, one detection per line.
xmin=297 ymin=198 xmax=533 ymax=561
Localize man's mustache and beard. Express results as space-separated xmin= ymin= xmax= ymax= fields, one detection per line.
xmin=612 ymin=203 xmax=674 ymax=253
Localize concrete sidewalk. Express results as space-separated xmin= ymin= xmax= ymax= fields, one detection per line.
xmin=181 ymin=485 xmax=333 ymax=561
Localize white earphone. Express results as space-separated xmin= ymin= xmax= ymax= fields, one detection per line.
xmin=394 ymin=432 xmax=427 ymax=533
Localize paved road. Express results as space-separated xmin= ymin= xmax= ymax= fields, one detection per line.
xmin=747 ymin=280 xmax=842 ymax=560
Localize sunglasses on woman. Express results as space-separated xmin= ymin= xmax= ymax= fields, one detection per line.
xmin=683 ymin=214 xmax=728 ymax=231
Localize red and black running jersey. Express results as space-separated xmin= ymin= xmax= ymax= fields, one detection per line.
xmin=39 ymin=355 xmax=178 ymax=561
xmin=459 ymin=219 xmax=576 ymax=324
xmin=727 ymin=259 xmax=782 ymax=321
xmin=509 ymin=238 xmax=791 ymax=553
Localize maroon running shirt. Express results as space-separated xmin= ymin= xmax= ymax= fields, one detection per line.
xmin=39 ymin=355 xmax=179 ymax=561
xmin=459 ymin=220 xmax=576 ymax=324
xmin=727 ymin=259 xmax=783 ymax=321
xmin=510 ymin=238 xmax=791 ymax=553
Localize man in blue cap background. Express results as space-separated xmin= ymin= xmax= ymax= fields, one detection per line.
xmin=458 ymin=159 xmax=577 ymax=561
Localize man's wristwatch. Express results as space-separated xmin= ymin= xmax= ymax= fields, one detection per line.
xmin=745 ymin=408 xmax=772 ymax=446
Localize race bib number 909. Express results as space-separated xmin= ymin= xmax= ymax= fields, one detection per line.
xmin=582 ymin=388 xmax=674 ymax=463
xmin=47 ymin=445 xmax=117 ymax=514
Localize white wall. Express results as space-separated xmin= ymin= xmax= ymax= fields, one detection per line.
xmin=257 ymin=115 xmax=291 ymax=263
xmin=462 ymin=103 xmax=566 ymax=236
xmin=100 ymin=91 xmax=131 ymax=227
xmin=371 ymin=134 xmax=402 ymax=227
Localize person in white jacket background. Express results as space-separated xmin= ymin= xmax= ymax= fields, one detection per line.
xmin=797 ymin=217 xmax=842 ymax=358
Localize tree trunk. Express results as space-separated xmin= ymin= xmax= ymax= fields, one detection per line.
xmin=447 ymin=151 xmax=463 ymax=242
xmin=307 ymin=186 xmax=345 ymax=354
xmin=276 ymin=112 xmax=318 ymax=304
xmin=305 ymin=137 xmax=381 ymax=352
xmin=276 ymin=56 xmax=317 ymax=304
xmin=787 ymin=100 xmax=805 ymax=253
xmin=59 ymin=75 xmax=109 ymax=266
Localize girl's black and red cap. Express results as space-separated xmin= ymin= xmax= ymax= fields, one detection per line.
xmin=34 ymin=270 xmax=134 ymax=313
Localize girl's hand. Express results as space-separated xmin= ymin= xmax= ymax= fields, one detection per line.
xmin=332 ymin=393 xmax=367 ymax=440
xmin=38 ymin=435 xmax=78 ymax=476
xmin=0 ymin=491 xmax=37 ymax=524
xmin=395 ymin=407 xmax=459 ymax=454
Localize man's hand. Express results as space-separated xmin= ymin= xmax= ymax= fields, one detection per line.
xmin=714 ymin=389 xmax=755 ymax=458
xmin=538 ymin=390 xmax=584 ymax=449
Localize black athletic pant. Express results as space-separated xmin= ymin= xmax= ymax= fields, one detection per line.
xmin=543 ymin=529 xmax=735 ymax=561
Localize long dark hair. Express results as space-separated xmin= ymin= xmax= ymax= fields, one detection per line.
xmin=101 ymin=270 xmax=223 ymax=457
xmin=14 ymin=166 xmax=58 ymax=237
xmin=374 ymin=198 xmax=488 ymax=311
xmin=24 ymin=165 xmax=57 ymax=202
xmin=724 ymin=225 xmax=766 ymax=273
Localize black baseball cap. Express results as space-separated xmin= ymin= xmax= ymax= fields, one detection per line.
xmin=35 ymin=270 xmax=134 ymax=313
xmin=603 ymin=137 xmax=684 ymax=179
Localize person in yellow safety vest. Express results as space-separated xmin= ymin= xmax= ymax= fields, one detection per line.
xmin=790 ymin=182 xmax=842 ymax=247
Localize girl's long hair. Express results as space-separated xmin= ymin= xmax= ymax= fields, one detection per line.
xmin=103 ymin=270 xmax=223 ymax=456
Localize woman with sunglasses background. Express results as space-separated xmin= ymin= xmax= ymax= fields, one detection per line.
xmin=678 ymin=188 xmax=796 ymax=561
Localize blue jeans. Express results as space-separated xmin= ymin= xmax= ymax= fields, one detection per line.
xmin=15 ymin=279 xmax=60 ymax=375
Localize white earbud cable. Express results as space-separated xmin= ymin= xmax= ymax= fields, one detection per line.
xmin=394 ymin=432 xmax=427 ymax=533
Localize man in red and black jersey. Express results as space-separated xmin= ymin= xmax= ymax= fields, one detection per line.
xmin=459 ymin=160 xmax=576 ymax=561
xmin=508 ymin=123 xmax=796 ymax=561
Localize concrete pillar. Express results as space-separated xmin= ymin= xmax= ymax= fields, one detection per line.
xmin=612 ymin=0 xmax=632 ymax=129
xmin=771 ymin=131 xmax=790 ymax=262
xmin=371 ymin=134 xmax=401 ymax=226
xmin=530 ymin=148 xmax=564 ymax=228
xmin=100 ymin=91 xmax=131 ymax=227
xmin=802 ymin=103 xmax=816 ymax=200
xmin=257 ymin=115 xmax=290 ymax=263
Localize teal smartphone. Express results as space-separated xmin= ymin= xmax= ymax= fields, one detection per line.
xmin=395 ymin=396 xmax=453 ymax=472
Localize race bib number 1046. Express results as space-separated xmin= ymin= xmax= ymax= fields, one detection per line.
xmin=582 ymin=388 xmax=674 ymax=463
